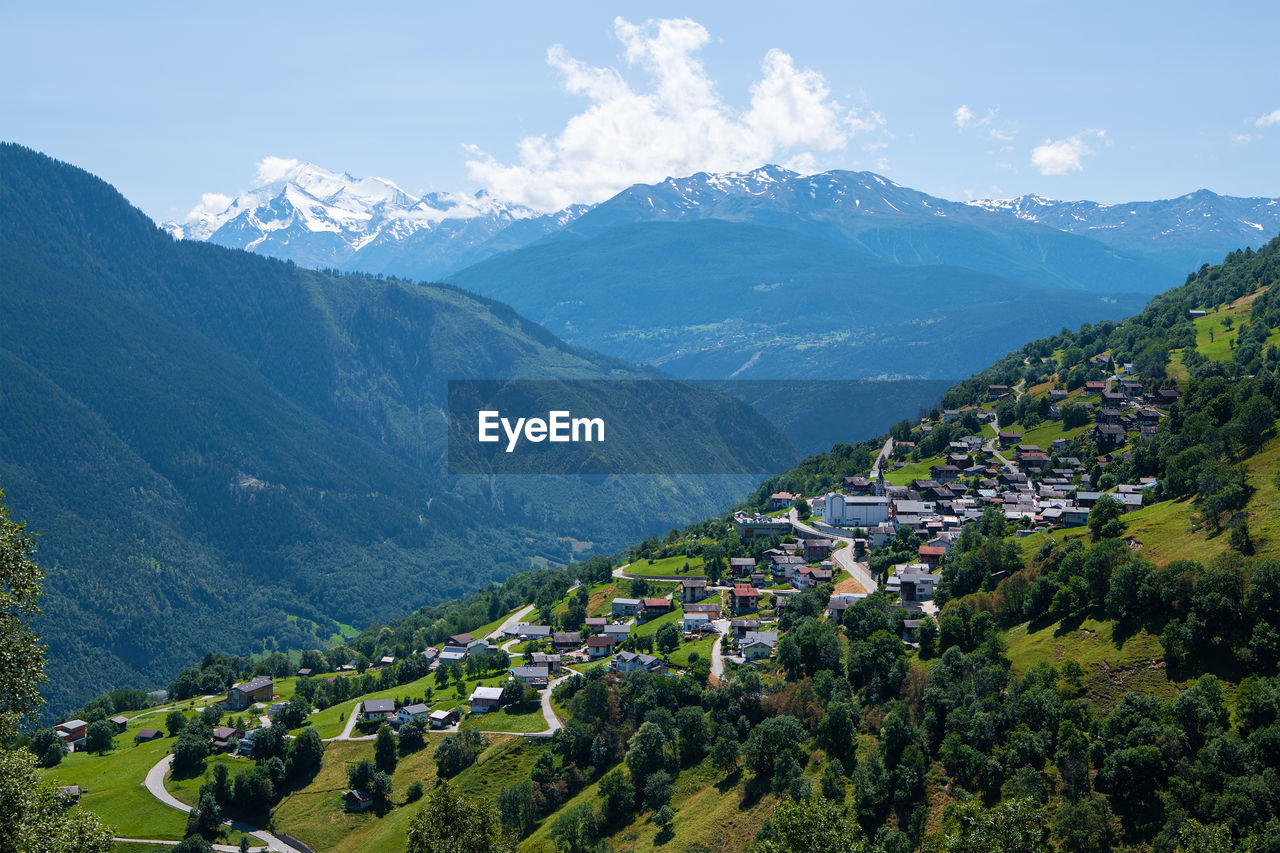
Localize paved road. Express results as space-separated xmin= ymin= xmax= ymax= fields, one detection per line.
xmin=329 ymin=703 xmax=373 ymax=742
xmin=869 ymin=436 xmax=894 ymax=479
xmin=789 ymin=509 xmax=876 ymax=593
xmin=709 ymin=619 xmax=730 ymax=680
xmin=144 ymin=755 xmax=305 ymax=853
xmin=114 ymin=839 xmax=259 ymax=852
xmin=488 ymin=604 xmax=535 ymax=641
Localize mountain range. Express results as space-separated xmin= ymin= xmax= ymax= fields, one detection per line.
xmin=167 ymin=164 xmax=1280 ymax=379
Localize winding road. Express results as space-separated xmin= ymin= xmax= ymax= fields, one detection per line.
xmin=143 ymin=755 xmax=305 ymax=853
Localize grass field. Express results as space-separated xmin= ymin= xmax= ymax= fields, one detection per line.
xmin=462 ymin=703 xmax=548 ymax=733
xmin=668 ymin=634 xmax=717 ymax=668
xmin=625 ymin=554 xmax=707 ymax=577
xmin=1003 ymin=419 xmax=1090 ymax=451
xmin=1006 ymin=617 xmax=1186 ymax=711
xmin=885 ymin=455 xmax=946 ymax=487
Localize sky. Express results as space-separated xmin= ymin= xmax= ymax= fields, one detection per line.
xmin=5 ymin=1 xmax=1280 ymax=221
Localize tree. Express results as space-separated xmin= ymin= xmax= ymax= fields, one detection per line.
xmin=288 ymin=728 xmax=324 ymax=780
xmin=374 ymin=724 xmax=397 ymax=774
xmin=711 ymin=734 xmax=740 ymax=774
xmin=172 ymin=837 xmax=215 ymax=853
xmin=496 ymin=781 xmax=536 ymax=838
xmin=925 ymin=797 xmax=1046 ymax=852
xmin=1087 ymin=495 xmax=1124 ymax=542
xmin=188 ymin=790 xmax=222 ymax=838
xmin=84 ymin=719 xmax=116 ymax=754
xmin=626 ymin=721 xmax=675 ymax=785
xmin=200 ymin=704 xmax=223 ymax=727
xmin=643 ymin=770 xmax=674 ymax=810
xmin=166 ymin=709 xmax=188 ymax=738
xmin=653 ymin=804 xmax=675 ymax=833
xmin=172 ymin=729 xmax=210 ymax=775
xmin=744 ymin=716 xmax=808 ymax=787
xmin=0 ymin=494 xmax=113 ymax=853
xmin=42 ymin=742 xmax=63 ymax=768
xmin=405 ymin=781 xmax=513 ymax=853
xmin=675 ymin=705 xmax=709 ymax=764
xmin=751 ymin=796 xmax=869 ymax=853
xmin=599 ymin=769 xmax=636 ymax=824
xmin=655 ymin=623 xmax=680 ymax=656
xmin=406 ymin=780 xmax=424 ymax=803
xmin=795 ymin=498 xmax=811 ymax=521
xmin=550 ymin=803 xmax=600 ymax=853
xmin=398 ymin=718 xmax=425 ymax=754
xmin=274 ymin=694 xmax=310 ymax=730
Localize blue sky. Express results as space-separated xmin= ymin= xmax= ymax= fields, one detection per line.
xmin=5 ymin=1 xmax=1280 ymax=220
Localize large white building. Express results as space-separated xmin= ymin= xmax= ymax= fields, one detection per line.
xmin=821 ymin=493 xmax=891 ymax=528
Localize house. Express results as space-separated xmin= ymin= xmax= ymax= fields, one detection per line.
xmin=447 ymin=633 xmax=474 ymax=647
xmin=827 ymin=593 xmax=866 ymax=621
xmin=438 ymin=647 xmax=468 ymax=665
xmin=344 ymin=789 xmax=375 ymax=813
xmin=898 ymin=565 xmax=940 ymax=603
xmin=801 ymin=538 xmax=834 ymax=562
xmin=741 ymin=631 xmax=779 ymax=660
xmin=394 ymin=704 xmax=432 ymax=725
xmin=210 ymin=725 xmax=244 ymax=751
xmin=512 ymin=665 xmax=550 ymax=688
xmin=642 ymin=599 xmax=673 ymax=620
xmin=586 ymin=636 xmax=617 ymax=659
xmin=53 ymin=786 xmax=82 ymax=804
xmin=420 ymin=648 xmax=439 ymax=664
xmin=902 ymin=620 xmax=924 ymax=644
xmin=361 ymin=698 xmax=396 ymax=723
xmin=225 ymin=675 xmax=274 ymax=711
xmin=296 ymin=668 xmax=314 ymax=679
xmin=134 ymin=728 xmax=162 ymax=744
xmin=531 ymin=652 xmax=564 ymax=672
xmin=917 ymin=545 xmax=946 ymax=567
xmin=729 ymin=618 xmax=761 ymax=638
xmin=684 ymin=602 xmax=720 ymax=615
xmin=552 ymin=632 xmax=582 ymax=651
xmin=769 ymin=491 xmax=801 ymax=509
xmin=602 ymin=623 xmax=632 ymax=642
xmin=729 ymin=557 xmax=757 ymax=577
xmin=733 ymin=513 xmax=793 ymax=540
xmin=513 ymin=623 xmax=552 ymax=641
xmin=429 ymin=709 xmax=460 ymax=729
xmin=680 ymin=577 xmax=708 ymax=604
xmin=612 ymin=652 xmax=667 ymax=675
xmin=467 ymin=639 xmax=491 ymax=656
xmin=682 ymin=611 xmax=714 ymax=633
xmin=930 ymin=464 xmax=961 ymax=483
xmin=987 ymin=384 xmax=1010 ymax=400
xmin=730 ymin=583 xmax=761 ymax=613
xmin=109 ymin=715 xmax=129 ymax=733
xmin=54 ymin=720 xmax=87 ymax=751
xmin=611 ymin=598 xmax=643 ymax=618
xmin=998 ymin=431 xmax=1021 ymax=449
xmin=584 ymin=617 xmax=607 ymax=634
xmin=469 ymin=686 xmax=505 ymax=713
xmin=1095 ymin=424 xmax=1126 ymax=448
xmin=1084 ymin=381 xmax=1106 ymax=394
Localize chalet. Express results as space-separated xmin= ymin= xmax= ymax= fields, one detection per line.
xmin=429 ymin=709 xmax=460 ymax=729
xmin=584 ymin=617 xmax=607 ymax=634
xmin=1084 ymin=381 xmax=1106 ymax=394
xmin=210 ymin=725 xmax=244 ymax=751
xmin=641 ymin=599 xmax=672 ymax=621
xmin=611 ymin=598 xmax=643 ymax=618
xmin=345 ymin=790 xmax=375 ymax=813
xmin=134 ymin=728 xmax=162 ymax=744
xmin=684 ymin=602 xmax=720 ymax=616
xmin=843 ymin=476 xmax=874 ymax=495
xmin=552 ymin=632 xmax=582 ymax=651
xmin=730 ymin=583 xmax=761 ymax=613
xmin=826 ymin=593 xmax=865 ymax=621
xmin=438 ymin=647 xmax=467 ymax=665
xmin=420 ymin=648 xmax=439 ymax=664
xmin=296 ymin=668 xmax=314 ymax=679
xmin=377 ymin=655 xmax=395 ymax=667
xmin=680 ymin=577 xmax=708 ymax=604
xmin=1063 ymin=505 xmax=1091 ymax=526
xmin=1095 ymin=424 xmax=1126 ymax=448
xmin=729 ymin=618 xmax=761 ymax=638
xmin=53 ymin=786 xmax=82 ymax=804
xmin=1093 ymin=353 xmax=1112 ymax=366
xmin=741 ymin=631 xmax=779 ymax=660
xmin=917 ymin=545 xmax=946 ymax=567
xmin=586 ymin=636 xmax=617 ymax=659
xmin=447 ymin=633 xmax=474 ymax=647
xmin=1049 ymin=389 xmax=1069 ymax=401
xmin=394 ymin=704 xmax=432 ymax=725
xmin=469 ymin=686 xmax=505 ymax=714
xmin=1120 ymin=378 xmax=1143 ymax=398
xmin=898 ymin=565 xmax=940 ymax=602
xmin=1156 ymin=388 xmax=1181 ymax=405
xmin=360 ymin=698 xmax=396 ymax=723
xmin=902 ymin=619 xmax=924 ymax=644
xmin=1101 ymin=391 xmax=1125 ymax=407
xmin=729 ymin=557 xmax=757 ymax=576
xmin=109 ymin=715 xmax=128 ymax=733
xmin=467 ymin=639 xmax=491 ymax=655
xmin=613 ymin=651 xmax=667 ymax=675
xmin=750 ymin=570 xmax=768 ymax=588
xmin=801 ymin=538 xmax=834 ymax=561
xmin=930 ymin=464 xmax=961 ymax=483
xmin=1020 ymin=452 xmax=1050 ymax=470
xmin=225 ymin=676 xmax=274 ymax=711
xmin=941 ymin=409 xmax=962 ymax=423
xmin=512 ymin=665 xmax=550 ymax=688
xmin=998 ymin=431 xmax=1021 ymax=449
xmin=1136 ymin=408 xmax=1161 ymax=426
xmin=1095 ymin=407 xmax=1123 ymax=425
xmin=531 ymin=652 xmax=564 ymax=672
xmin=987 ymin=384 xmax=1010 ymax=400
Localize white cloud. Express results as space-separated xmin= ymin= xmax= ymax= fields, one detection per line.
xmin=1234 ymin=133 xmax=1262 ymax=145
xmin=1031 ymin=131 xmax=1106 ymax=176
xmin=465 ymin=17 xmax=881 ymax=210
xmin=1255 ymin=109 xmax=1280 ymax=127
xmin=255 ymin=156 xmax=301 ymax=183
xmin=954 ymin=104 xmax=974 ymax=129
xmin=184 ymin=192 xmax=233 ymax=223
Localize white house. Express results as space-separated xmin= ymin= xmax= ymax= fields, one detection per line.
xmin=469 ymin=686 xmax=504 ymax=714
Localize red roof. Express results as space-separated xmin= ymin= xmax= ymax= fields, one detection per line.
xmin=643 ymin=598 xmax=670 ymax=608
xmin=733 ymin=584 xmax=760 ymax=597
xmin=918 ymin=546 xmax=946 ymax=557
xmin=586 ymin=636 xmax=615 ymax=647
